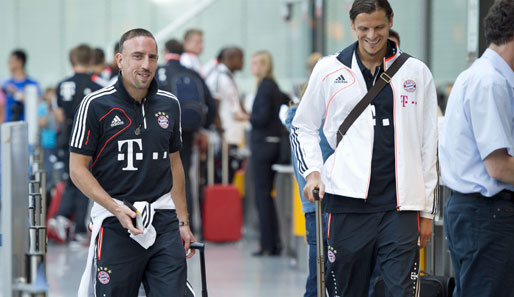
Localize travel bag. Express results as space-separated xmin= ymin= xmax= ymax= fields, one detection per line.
xmin=202 ymin=138 xmax=243 ymax=242
xmin=186 ymin=242 xmax=209 ymax=297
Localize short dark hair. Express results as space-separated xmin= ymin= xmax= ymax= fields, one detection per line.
xmin=69 ymin=44 xmax=92 ymax=66
xmin=484 ymin=0 xmax=514 ymax=46
xmin=220 ymin=47 xmax=243 ymax=62
xmin=164 ymin=39 xmax=184 ymax=55
xmin=183 ymin=29 xmax=203 ymax=41
xmin=11 ymin=49 xmax=27 ymax=67
xmin=92 ymin=48 xmax=105 ymax=65
xmin=349 ymin=0 xmax=393 ymax=21
xmin=113 ymin=41 xmax=120 ymax=54
xmin=216 ymin=47 xmax=227 ymax=61
xmin=119 ymin=28 xmax=156 ymax=53
xmin=389 ymin=29 xmax=400 ymax=45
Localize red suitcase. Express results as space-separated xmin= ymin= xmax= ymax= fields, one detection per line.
xmin=202 ymin=138 xmax=243 ymax=242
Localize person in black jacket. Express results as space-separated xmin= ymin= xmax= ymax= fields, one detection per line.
xmin=48 ymin=44 xmax=102 ymax=244
xmin=250 ymin=50 xmax=289 ymax=256
xmin=157 ymin=39 xmax=216 ymax=233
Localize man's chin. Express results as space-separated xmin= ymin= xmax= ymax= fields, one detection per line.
xmin=364 ymin=47 xmax=383 ymax=57
xmin=137 ymin=80 xmax=152 ymax=88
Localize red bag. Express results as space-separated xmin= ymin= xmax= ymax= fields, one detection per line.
xmin=203 ymin=184 xmax=242 ymax=242
xmin=202 ymin=138 xmax=243 ymax=242
xmin=46 ymin=181 xmax=65 ymax=224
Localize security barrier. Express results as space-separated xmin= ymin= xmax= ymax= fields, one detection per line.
xmin=1 ymin=122 xmax=48 ymax=297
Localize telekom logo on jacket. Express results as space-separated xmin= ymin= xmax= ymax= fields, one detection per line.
xmin=117 ymin=139 xmax=143 ymax=171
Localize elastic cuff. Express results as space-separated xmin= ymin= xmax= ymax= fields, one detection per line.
xmin=301 ymin=167 xmax=320 ymax=180
xmin=420 ymin=211 xmax=435 ymax=220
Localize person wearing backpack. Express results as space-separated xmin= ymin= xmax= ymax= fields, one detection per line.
xmin=157 ymin=39 xmax=216 ymax=233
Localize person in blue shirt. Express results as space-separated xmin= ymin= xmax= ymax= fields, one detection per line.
xmin=440 ymin=1 xmax=514 ymax=296
xmin=285 ymin=52 xmax=333 ymax=297
xmin=286 ymin=104 xmax=333 ymax=297
xmin=2 ymin=49 xmax=41 ymax=122
xmin=38 ymin=88 xmax=58 ymax=190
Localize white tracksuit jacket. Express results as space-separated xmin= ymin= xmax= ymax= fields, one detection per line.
xmin=291 ymin=42 xmax=438 ymax=219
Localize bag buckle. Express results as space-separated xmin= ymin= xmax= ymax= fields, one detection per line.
xmin=380 ymin=72 xmax=392 ymax=83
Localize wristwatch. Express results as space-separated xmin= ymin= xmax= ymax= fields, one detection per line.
xmin=179 ymin=221 xmax=189 ymax=226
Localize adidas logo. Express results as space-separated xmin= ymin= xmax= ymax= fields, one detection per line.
xmin=334 ymin=74 xmax=347 ymax=84
xmin=111 ymin=115 xmax=124 ymax=127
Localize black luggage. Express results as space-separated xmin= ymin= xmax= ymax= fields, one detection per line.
xmin=373 ymin=273 xmax=455 ymax=297
xmin=186 ymin=242 xmax=208 ymax=297
xmin=313 ymin=189 xmax=326 ymax=297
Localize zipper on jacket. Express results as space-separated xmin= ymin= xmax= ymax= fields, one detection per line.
xmin=134 ymin=98 xmax=147 ymax=136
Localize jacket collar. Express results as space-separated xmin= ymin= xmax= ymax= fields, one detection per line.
xmin=336 ymin=39 xmax=400 ymax=70
xmin=165 ymin=59 xmax=181 ymax=68
xmin=115 ymin=72 xmax=158 ymax=104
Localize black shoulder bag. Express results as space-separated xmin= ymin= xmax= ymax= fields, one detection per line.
xmin=336 ymin=52 xmax=411 ymax=145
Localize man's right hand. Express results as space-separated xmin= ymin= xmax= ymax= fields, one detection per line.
xmin=114 ymin=204 xmax=144 ymax=235
xmin=303 ymin=171 xmax=325 ymax=203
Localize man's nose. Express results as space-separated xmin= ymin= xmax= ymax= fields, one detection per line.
xmin=367 ymin=29 xmax=377 ymax=40
xmin=141 ymin=56 xmax=151 ymax=69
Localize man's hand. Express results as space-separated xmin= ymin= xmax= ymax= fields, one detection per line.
xmin=180 ymin=226 xmax=196 ymax=259
xmin=419 ymin=217 xmax=433 ymax=248
xmin=234 ymin=111 xmax=249 ymax=121
xmin=303 ymin=171 xmax=325 ymax=203
xmin=113 ymin=204 xmax=143 ymax=235
xmin=194 ymin=131 xmax=209 ymax=153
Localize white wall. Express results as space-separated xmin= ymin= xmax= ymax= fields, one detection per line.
xmin=0 ymin=0 xmax=311 ymax=97
xmin=0 ymin=0 xmax=469 ymax=93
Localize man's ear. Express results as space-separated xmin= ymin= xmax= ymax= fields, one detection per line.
xmin=389 ymin=12 xmax=394 ymax=28
xmin=115 ymin=52 xmax=123 ymax=71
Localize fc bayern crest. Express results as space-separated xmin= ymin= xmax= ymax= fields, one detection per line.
xmin=327 ymin=250 xmax=336 ymax=263
xmin=157 ymin=115 xmax=169 ymax=129
xmin=403 ymin=80 xmax=416 ymax=92
xmin=98 ymin=271 xmax=110 ymax=284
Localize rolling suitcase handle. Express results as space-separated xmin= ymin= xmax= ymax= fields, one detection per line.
xmin=190 ymin=242 xmax=208 ymax=297
xmin=206 ymin=132 xmax=229 ymax=186
xmin=313 ymin=189 xmax=326 ymax=297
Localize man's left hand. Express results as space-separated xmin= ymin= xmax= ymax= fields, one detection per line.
xmin=194 ymin=131 xmax=209 ymax=153
xmin=419 ymin=217 xmax=433 ymax=248
xmin=180 ymin=226 xmax=196 ymax=258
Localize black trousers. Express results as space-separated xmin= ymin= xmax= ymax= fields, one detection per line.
xmin=326 ymin=210 xmax=419 ymax=297
xmin=95 ymin=211 xmax=186 ymax=297
xmin=251 ymin=141 xmax=281 ymax=251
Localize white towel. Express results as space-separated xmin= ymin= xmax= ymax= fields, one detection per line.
xmin=77 ymin=193 xmax=175 ymax=297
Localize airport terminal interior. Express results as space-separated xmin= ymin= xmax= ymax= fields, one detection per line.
xmin=0 ymin=0 xmax=505 ymax=296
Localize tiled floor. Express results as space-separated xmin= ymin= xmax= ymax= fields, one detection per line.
xmin=45 ymin=237 xmax=307 ymax=297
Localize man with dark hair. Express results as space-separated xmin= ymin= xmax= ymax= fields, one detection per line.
xmin=48 ymin=43 xmax=102 ymax=244
xmin=101 ymin=42 xmax=121 ymax=85
xmin=91 ymin=48 xmax=112 ymax=87
xmin=181 ymin=28 xmax=205 ymax=76
xmin=157 ymin=38 xmax=216 ymax=233
xmin=206 ymin=46 xmax=247 ymax=183
xmin=292 ymin=0 xmax=438 ymax=296
xmin=73 ymin=28 xmax=195 ymax=297
xmin=2 ymin=49 xmax=41 ymax=122
xmin=440 ymin=1 xmax=514 ymax=296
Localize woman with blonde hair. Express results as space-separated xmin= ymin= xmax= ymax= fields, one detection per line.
xmin=249 ymin=50 xmax=289 ymax=256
